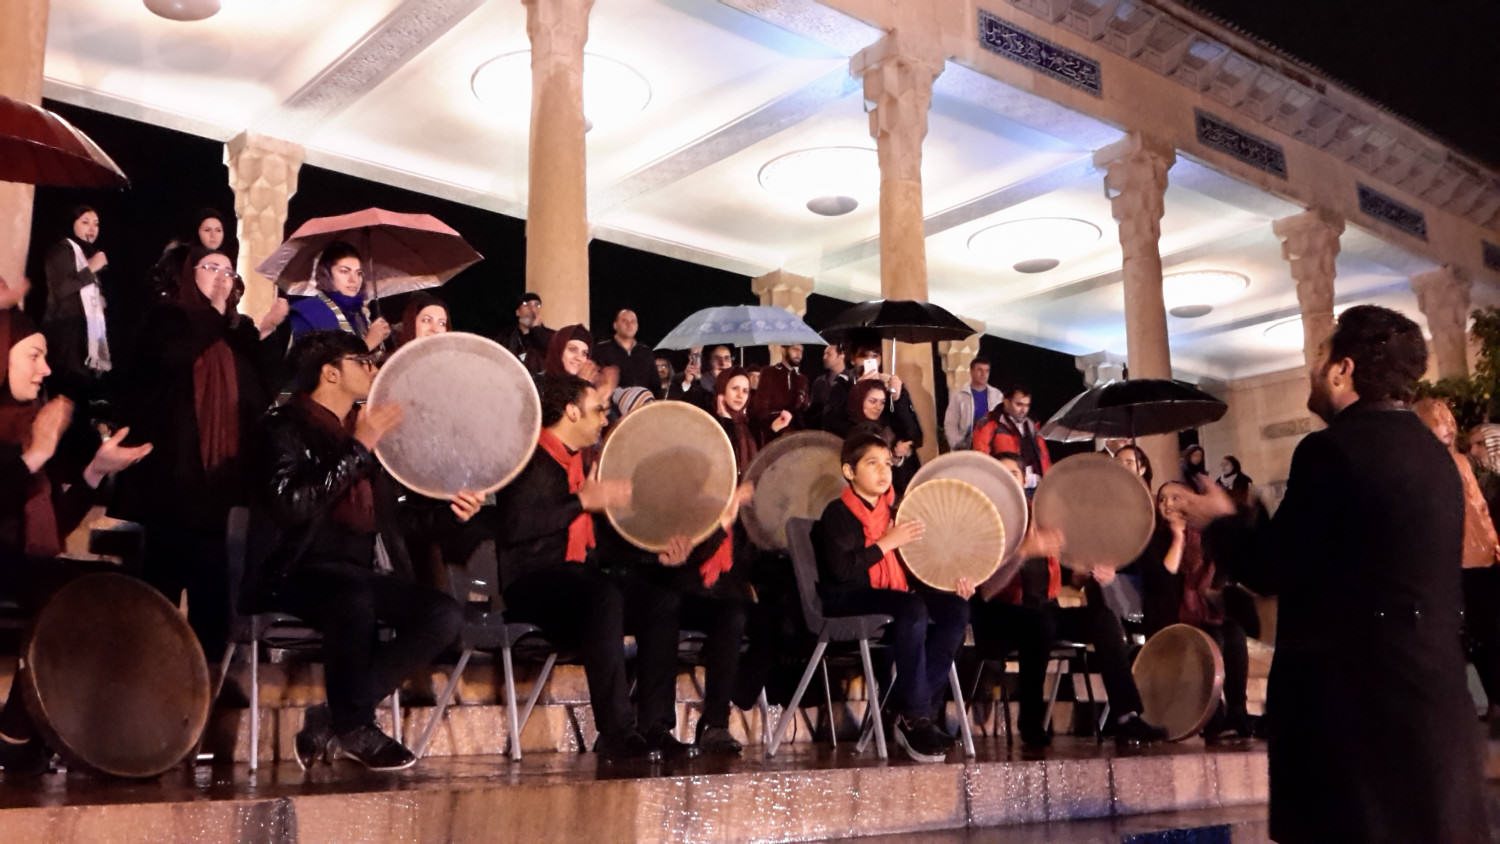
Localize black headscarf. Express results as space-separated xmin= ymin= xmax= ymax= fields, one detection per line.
xmin=65 ymin=205 xmax=102 ymax=259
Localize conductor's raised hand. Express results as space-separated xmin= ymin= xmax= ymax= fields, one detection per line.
xmin=354 ymin=402 xmax=403 ymax=450
xmin=1175 ymin=478 xmax=1235 ymax=528
xmin=450 ymin=490 xmax=484 ymax=523
xmin=579 ymin=477 xmax=631 ymax=512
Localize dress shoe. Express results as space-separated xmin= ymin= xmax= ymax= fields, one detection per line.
xmin=331 ymin=724 xmax=417 ymax=772
xmin=646 ymin=726 xmax=700 ymax=759
xmin=595 ymin=730 xmax=662 ymax=763
xmin=1114 ymin=713 xmax=1168 ymax=746
xmin=695 ymin=722 xmax=742 ymax=756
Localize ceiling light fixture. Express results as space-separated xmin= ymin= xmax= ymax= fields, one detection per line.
xmin=966 ymin=218 xmax=1102 ymax=273
xmin=471 ymin=51 xmax=652 ymax=131
xmin=1262 ymin=306 xmax=1350 ymax=349
xmin=144 ymin=0 xmax=221 ymax=20
xmin=1162 ymin=269 xmax=1249 ymax=319
xmin=757 ymin=147 xmax=879 ymax=217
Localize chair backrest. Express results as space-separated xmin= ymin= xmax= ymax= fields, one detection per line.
xmin=785 ymin=517 xmax=828 ymax=635
xmin=446 ymin=539 xmax=501 ymax=607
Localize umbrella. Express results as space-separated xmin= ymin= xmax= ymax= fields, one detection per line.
xmin=655 ymin=305 xmax=826 ymax=351
xmin=819 ymin=299 xmax=975 ymax=344
xmin=0 ymin=94 xmax=128 ymax=188
xmin=256 ymin=208 xmax=482 ymax=306
xmin=1039 ymin=378 xmax=1228 ymax=442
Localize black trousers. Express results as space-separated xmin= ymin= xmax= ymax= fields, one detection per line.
xmin=678 ymin=592 xmax=748 ymax=729
xmin=272 ymin=561 xmax=462 ymax=734
xmin=972 ymin=597 xmax=1142 ymax=732
xmin=503 ymin=565 xmax=680 ymax=738
xmin=142 ymin=520 xmax=232 ymax=663
xmin=1200 ymin=618 xmax=1250 ymax=721
xmin=1464 ymin=566 xmax=1500 ymax=706
xmin=821 ymin=588 xmax=969 ymax=720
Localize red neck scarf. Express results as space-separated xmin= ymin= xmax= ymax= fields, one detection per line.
xmin=538 ymin=429 xmax=594 ymax=563
xmin=700 ymin=534 xmax=734 ymax=588
xmin=193 ymin=339 xmax=240 ymax=473
xmin=840 ymin=485 xmax=908 ymax=592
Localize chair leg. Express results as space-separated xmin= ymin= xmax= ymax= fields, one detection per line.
xmin=767 ymin=640 xmax=827 ymax=758
xmin=1081 ymin=649 xmax=1100 ymax=744
xmin=502 ymin=647 xmax=523 ymax=762
xmin=820 ymin=659 xmax=836 ymax=749
xmin=249 ymin=639 xmax=260 ymax=772
xmin=949 ymin=662 xmax=975 ymax=758
xmin=999 ymin=663 xmax=1013 ymax=747
xmin=412 ymin=649 xmax=471 ymax=760
xmin=390 ymin=692 xmax=402 ymax=744
xmin=188 ymin=643 xmax=238 ymax=767
xmin=858 ymin=639 xmax=887 ymax=760
xmin=757 ymin=688 xmax=770 ymax=748
xmin=1043 ymin=658 xmax=1060 ymax=732
xmin=517 ymin=653 xmax=557 ymax=734
xmin=855 ymin=664 xmax=896 ymax=755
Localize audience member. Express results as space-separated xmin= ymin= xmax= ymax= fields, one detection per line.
xmin=394 ymin=292 xmax=449 ymax=347
xmin=973 ymin=385 xmax=1050 ymax=491
xmin=288 ymin=241 xmax=391 ymax=351
xmin=806 ymin=343 xmax=846 ymax=430
xmin=942 ymin=356 xmax=1000 ymax=450
xmin=41 ymin=205 xmax=112 ymax=399
xmin=847 ymin=378 xmax=922 ymax=495
xmin=593 ymin=309 xmax=655 ymax=390
xmin=501 ymin=292 xmax=552 ymax=375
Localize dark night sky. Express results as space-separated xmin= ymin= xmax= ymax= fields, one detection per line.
xmin=1188 ymin=0 xmax=1500 ymax=168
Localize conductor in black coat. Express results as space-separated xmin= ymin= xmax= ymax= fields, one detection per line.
xmin=1188 ymin=306 xmax=1487 ymax=843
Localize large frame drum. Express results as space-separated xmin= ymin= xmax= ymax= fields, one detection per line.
xmin=741 ymin=431 xmax=845 ymax=551
xmin=1033 ymin=452 xmax=1155 ymax=571
xmin=1131 ymin=623 xmax=1226 ymax=742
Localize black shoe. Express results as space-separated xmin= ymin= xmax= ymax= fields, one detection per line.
xmin=595 ymin=730 xmax=662 ymax=763
xmin=695 ymin=722 xmax=742 ymax=756
xmin=1019 ymin=725 xmax=1051 ymax=749
xmin=331 ymin=724 xmax=417 ymax=771
xmin=892 ymin=716 xmax=949 ymax=764
xmin=646 ymin=727 xmax=700 ymax=760
xmin=0 ymin=737 xmax=53 ymax=777
xmin=294 ymin=704 xmax=334 ymax=771
xmin=1114 ymin=713 xmax=1167 ymax=746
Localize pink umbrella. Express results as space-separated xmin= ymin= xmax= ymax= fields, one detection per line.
xmin=257 ymin=208 xmax=483 ymax=304
xmin=0 ymin=94 xmax=128 ymax=188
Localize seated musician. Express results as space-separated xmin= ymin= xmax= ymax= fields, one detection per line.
xmin=969 ymin=452 xmax=1166 ymax=748
xmin=1135 ymin=482 xmax=1253 ymax=741
xmin=249 ymin=331 xmax=464 ymax=771
xmin=492 ymin=374 xmax=679 ymax=762
xmin=814 ymin=432 xmax=971 ymax=763
xmin=0 ymin=309 xmax=153 ymax=774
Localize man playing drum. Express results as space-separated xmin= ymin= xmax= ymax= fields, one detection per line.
xmin=814 ymin=432 xmax=972 ymax=763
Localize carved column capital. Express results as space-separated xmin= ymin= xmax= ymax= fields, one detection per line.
xmin=937 ymin=317 xmax=986 ymax=396
xmin=225 ymin=131 xmax=305 ymax=320
xmin=1273 ymin=208 xmax=1343 ymax=369
xmin=1413 ymin=264 xmax=1473 ymax=379
xmin=851 ymin=34 xmax=942 ymax=182
xmin=1094 ymin=133 xmax=1175 ymax=245
xmin=750 ymin=269 xmax=815 ymax=318
xmin=523 ymin=0 xmax=594 ymax=59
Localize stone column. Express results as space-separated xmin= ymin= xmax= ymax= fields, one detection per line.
xmin=0 ymin=0 xmax=49 ymax=290
xmin=524 ymin=0 xmax=594 ymax=330
xmin=751 ymin=268 xmax=815 ymax=362
xmin=1412 ymin=264 xmax=1472 ymax=379
xmin=226 ymin=132 xmax=304 ymax=321
xmin=1095 ymin=133 xmax=1178 ymax=481
xmin=1272 ymin=208 xmax=1343 ymax=371
xmin=853 ymin=34 xmax=944 ymax=462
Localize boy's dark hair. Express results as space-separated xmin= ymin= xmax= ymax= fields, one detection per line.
xmin=992 ymin=450 xmax=1022 ymax=465
xmin=1324 ymin=305 xmax=1428 ymax=404
xmin=540 ymin=374 xmax=594 ymax=427
xmin=841 ymin=431 xmax=892 ymax=474
xmin=288 ymin=330 xmax=367 ymax=395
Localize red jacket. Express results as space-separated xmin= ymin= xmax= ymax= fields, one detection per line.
xmin=972 ymin=414 xmax=1052 ymax=472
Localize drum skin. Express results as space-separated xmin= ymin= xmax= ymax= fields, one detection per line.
xmin=20 ymin=573 xmax=211 ymax=778
xmin=742 ymin=431 xmax=845 ymax=551
xmin=367 ymin=332 xmax=541 ymax=499
xmin=908 ymin=451 xmax=1029 ymax=596
xmin=897 ymin=478 xmax=1006 ymax=592
xmin=1131 ymin=623 xmax=1225 ymax=742
xmin=596 ymin=401 xmax=738 ymax=553
xmin=1033 ymin=452 xmax=1155 ymax=571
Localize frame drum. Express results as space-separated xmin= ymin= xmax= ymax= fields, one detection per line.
xmin=367 ymin=332 xmax=541 ymax=499
xmin=1033 ymin=452 xmax=1155 ymax=571
xmin=20 ymin=573 xmax=211 ymax=777
xmin=1131 ymin=623 xmax=1226 ymax=742
xmin=896 ymin=478 xmax=1006 ymax=592
xmin=742 ymin=431 xmax=845 ymax=551
xmin=596 ymin=401 xmax=738 ymax=552
xmin=907 ymin=451 xmax=1029 ymax=594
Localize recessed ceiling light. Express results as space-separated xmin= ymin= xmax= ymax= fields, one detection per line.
xmin=1163 ymin=270 xmax=1249 ymax=310
xmin=1170 ymin=304 xmax=1213 ymax=319
xmin=758 ymin=147 xmax=879 ymax=217
xmin=966 ymin=218 xmax=1102 ymax=273
xmin=144 ymin=0 xmax=221 ymax=20
xmin=471 ymin=51 xmax=651 ymax=131
xmin=1262 ymin=306 xmax=1350 ymax=349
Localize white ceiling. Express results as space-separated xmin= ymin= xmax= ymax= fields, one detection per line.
xmin=40 ymin=0 xmax=1450 ymax=380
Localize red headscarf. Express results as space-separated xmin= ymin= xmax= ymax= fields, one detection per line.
xmin=839 ymin=484 xmax=908 ymax=591
xmin=536 ymin=428 xmax=595 ymax=562
xmin=0 ymin=309 xmax=62 ymax=557
xmin=544 ymin=324 xmax=594 ymax=377
xmin=714 ymin=366 xmax=758 ymax=471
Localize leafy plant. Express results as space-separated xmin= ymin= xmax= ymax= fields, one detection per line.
xmin=1416 ymin=307 xmax=1500 ymax=431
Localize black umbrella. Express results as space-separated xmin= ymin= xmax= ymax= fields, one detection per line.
xmin=1039 ymin=378 xmax=1227 ymax=442
xmin=819 ymin=299 xmax=975 ymax=344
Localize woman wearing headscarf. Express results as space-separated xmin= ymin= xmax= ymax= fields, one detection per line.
xmin=1180 ymin=444 xmax=1208 ymax=481
xmin=148 ymin=208 xmax=234 ymax=301
xmin=394 ymin=292 xmax=450 ymax=347
xmin=846 ymin=378 xmax=923 ymax=495
xmin=110 ymin=245 xmax=291 ymax=668
xmin=713 ymin=367 xmax=759 ymax=475
xmin=41 ymin=206 xmax=111 ymax=399
xmin=0 ymin=309 xmax=152 ymax=773
xmin=288 ymin=241 xmax=391 ymax=350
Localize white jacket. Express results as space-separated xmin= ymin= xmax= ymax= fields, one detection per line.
xmin=944 ymin=384 xmax=1004 ymax=449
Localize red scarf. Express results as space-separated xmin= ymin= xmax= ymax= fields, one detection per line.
xmin=699 ymin=534 xmax=734 ymax=588
xmin=839 ymin=485 xmax=908 ymax=592
xmin=538 ymin=429 xmax=595 ymax=563
xmin=193 ymin=339 xmax=240 ymax=472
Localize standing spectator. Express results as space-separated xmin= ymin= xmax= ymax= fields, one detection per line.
xmin=749 ymin=344 xmax=809 ymax=441
xmin=942 ymin=355 xmax=1001 ymax=450
xmin=1180 ymin=444 xmax=1208 ymax=481
xmin=593 ymin=309 xmax=655 ymax=390
xmin=847 ymin=378 xmax=922 ymax=495
xmin=652 ymin=354 xmax=684 ymax=401
xmin=1114 ymin=443 xmax=1153 ymax=489
xmin=806 ymin=343 xmax=846 ymax=431
xmin=42 ymin=205 xmax=112 ymax=400
xmin=148 ymin=208 xmax=234 ymax=301
xmin=287 ymin=241 xmax=391 ymax=351
xmin=973 ymin=385 xmax=1050 ymax=492
xmin=501 ymin=292 xmax=553 ymax=375
xmin=394 ymin=293 xmax=449 ymax=348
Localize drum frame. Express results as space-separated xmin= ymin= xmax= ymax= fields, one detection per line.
xmin=1033 ymin=452 xmax=1156 ymax=571
xmin=896 ymin=477 xmax=1006 ymax=592
xmin=1130 ymin=622 xmax=1226 ymax=742
xmin=741 ymin=430 xmax=845 ymax=551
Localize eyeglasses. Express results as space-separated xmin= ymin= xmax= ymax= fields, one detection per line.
xmin=197 ymin=263 xmax=242 ymax=283
xmin=341 ymin=353 xmax=381 ymax=369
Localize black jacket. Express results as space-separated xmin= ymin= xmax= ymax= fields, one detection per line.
xmin=492 ymin=446 xmax=586 ymax=590
xmin=592 ymin=338 xmax=656 ymax=391
xmin=814 ymin=494 xmax=896 ymax=595
xmin=501 ymin=324 xmax=553 ymax=376
xmin=591 ymin=515 xmax=747 ymax=597
xmin=246 ymin=400 xmax=413 ymax=602
xmin=1205 ymin=400 xmax=1486 ymax=843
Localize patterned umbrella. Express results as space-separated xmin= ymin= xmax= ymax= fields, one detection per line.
xmin=0 ymin=95 xmax=127 ymax=188
xmin=655 ymin=305 xmax=826 ymax=350
xmin=257 ymin=208 xmax=482 ymax=301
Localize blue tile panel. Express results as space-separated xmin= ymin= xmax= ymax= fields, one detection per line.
xmin=1194 ymin=109 xmax=1288 ymax=179
xmin=978 ymin=9 xmax=1103 ymax=97
xmin=1357 ymin=183 xmax=1427 ymax=241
